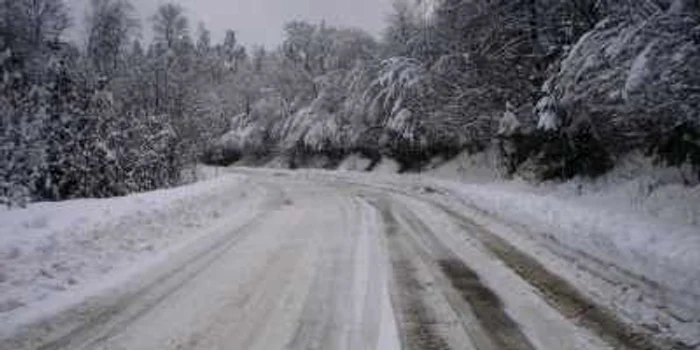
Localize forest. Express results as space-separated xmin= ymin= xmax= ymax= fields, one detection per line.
xmin=1 ymin=0 xmax=699 ymax=206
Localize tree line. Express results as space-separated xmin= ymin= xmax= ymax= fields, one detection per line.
xmin=1 ymin=0 xmax=256 ymax=206
xmin=211 ymin=0 xmax=699 ymax=180
xmin=2 ymin=0 xmax=699 ymax=206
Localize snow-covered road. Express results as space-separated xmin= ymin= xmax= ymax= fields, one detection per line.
xmin=1 ymin=169 xmax=696 ymax=350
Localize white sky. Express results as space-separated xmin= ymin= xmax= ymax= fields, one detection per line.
xmin=67 ymin=0 xmax=393 ymax=49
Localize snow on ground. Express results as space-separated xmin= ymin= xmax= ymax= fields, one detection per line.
xmin=0 ymin=173 xmax=270 ymax=323
xmin=185 ymin=164 xmax=235 ymax=183
xmin=2 ymin=152 xmax=698 ymax=346
xmin=428 ymin=151 xmax=503 ymax=182
xmin=545 ymin=155 xmax=700 ymax=227
xmin=337 ymin=153 xmax=373 ymax=172
xmin=424 ymin=152 xmax=700 ymax=343
xmin=288 ymin=152 xmax=700 ymax=316
xmin=435 ymin=178 xmax=700 ymax=299
xmin=371 ymin=157 xmax=401 ymax=174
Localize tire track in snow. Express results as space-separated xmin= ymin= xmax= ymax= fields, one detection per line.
xmin=285 ymin=196 xmax=360 ymax=350
xmin=393 ymin=201 xmax=536 ymax=350
xmin=34 ymin=211 xmax=274 ymax=350
xmin=355 ymin=178 xmax=686 ymax=350
xmin=369 ymin=197 xmax=536 ymax=350
xmin=379 ymin=203 xmax=454 ymax=350
xmin=429 ymin=200 xmax=686 ymax=350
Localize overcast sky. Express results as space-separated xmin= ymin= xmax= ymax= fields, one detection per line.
xmin=67 ymin=0 xmax=393 ymax=49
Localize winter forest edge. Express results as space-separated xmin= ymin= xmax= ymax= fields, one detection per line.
xmin=2 ymin=0 xmax=699 ymax=206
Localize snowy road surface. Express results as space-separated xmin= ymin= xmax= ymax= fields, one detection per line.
xmin=1 ymin=169 xmax=696 ymax=350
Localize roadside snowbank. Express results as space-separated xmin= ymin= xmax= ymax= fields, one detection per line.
xmin=424 ymin=153 xmax=700 ymax=343
xmin=371 ymin=158 xmax=401 ymax=174
xmin=429 ymin=151 xmax=502 ymax=182
xmin=0 ymin=174 xmax=267 ymax=321
xmin=337 ymin=154 xmax=373 ymax=172
xmin=439 ymin=179 xmax=700 ymax=301
xmin=545 ymin=155 xmax=700 ymax=227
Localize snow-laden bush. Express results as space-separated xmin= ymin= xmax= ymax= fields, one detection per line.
xmin=356 ymin=57 xmax=459 ymax=169
xmin=496 ymin=98 xmax=613 ymax=181
xmin=553 ymin=6 xmax=700 ymax=154
xmin=509 ymin=5 xmax=700 ymax=181
xmin=498 ymin=103 xmax=522 ymax=136
xmin=1 ymin=45 xmax=183 ymax=206
xmin=277 ymin=72 xmax=349 ymax=151
xmin=363 ymin=57 xmax=433 ymax=127
xmin=535 ymin=96 xmax=559 ymax=132
xmin=203 ymin=114 xmax=250 ymax=166
xmin=277 ymin=106 xmax=332 ymax=150
xmin=384 ymin=108 xmax=417 ymax=141
xmin=203 ymin=94 xmax=286 ymax=166
xmin=647 ymin=121 xmax=700 ymax=181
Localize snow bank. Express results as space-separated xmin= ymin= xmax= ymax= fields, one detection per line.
xmin=424 ymin=151 xmax=700 ymax=342
xmin=432 ymin=157 xmax=700 ymax=326
xmin=442 ymin=180 xmax=700 ymax=294
xmin=428 ymin=151 xmax=502 ymax=182
xmin=371 ymin=158 xmax=401 ymax=174
xmin=547 ymin=155 xmax=700 ymax=227
xmin=179 ymin=164 xmax=232 ymax=184
xmin=337 ymin=154 xmax=373 ymax=172
xmin=0 ymin=174 xmax=264 ymax=319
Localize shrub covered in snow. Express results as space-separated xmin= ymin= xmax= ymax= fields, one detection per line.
xmin=0 ymin=43 xmax=182 ymax=206
xmin=552 ymin=5 xmax=700 ymax=163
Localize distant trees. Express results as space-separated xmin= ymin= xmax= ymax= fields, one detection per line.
xmin=151 ymin=3 xmax=189 ymax=51
xmin=1 ymin=0 xmax=71 ymax=50
xmin=1 ymin=0 xmax=75 ymax=205
xmin=216 ymin=0 xmax=698 ymax=177
xmin=1 ymin=0 xmax=235 ymax=206
xmin=86 ymin=0 xmax=138 ymax=78
xmin=2 ymin=0 xmax=698 ymax=206
xmin=383 ymin=0 xmax=419 ymax=57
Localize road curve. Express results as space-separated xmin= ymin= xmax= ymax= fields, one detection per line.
xmin=0 ymin=170 xmax=673 ymax=350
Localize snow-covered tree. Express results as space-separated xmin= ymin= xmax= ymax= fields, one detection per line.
xmin=196 ymin=22 xmax=211 ymax=54
xmin=85 ymin=0 xmax=139 ymax=78
xmin=151 ymin=3 xmax=188 ymax=51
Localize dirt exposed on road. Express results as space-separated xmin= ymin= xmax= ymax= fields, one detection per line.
xmin=375 ymin=198 xmax=541 ymax=350
xmin=434 ymin=202 xmax=689 ymax=350
xmin=380 ymin=204 xmax=452 ymax=350
xmin=396 ymin=203 xmax=535 ymax=350
xmin=438 ymin=258 xmax=534 ymax=350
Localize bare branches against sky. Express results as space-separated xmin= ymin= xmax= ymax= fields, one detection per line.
xmin=67 ymin=0 xmax=392 ymax=48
